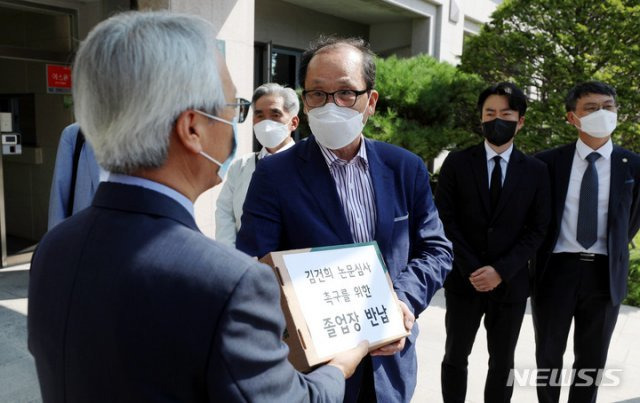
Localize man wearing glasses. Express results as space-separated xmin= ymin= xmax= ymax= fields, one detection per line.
xmin=28 ymin=12 xmax=368 ymax=402
xmin=237 ymin=36 xmax=453 ymax=402
xmin=533 ymin=81 xmax=640 ymax=402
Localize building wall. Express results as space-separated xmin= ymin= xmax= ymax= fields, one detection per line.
xmin=369 ymin=21 xmax=412 ymax=57
xmin=255 ymin=0 xmax=368 ymax=51
xmin=427 ymin=0 xmax=500 ymax=64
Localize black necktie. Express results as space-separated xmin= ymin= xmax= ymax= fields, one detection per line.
xmin=576 ymin=152 xmax=601 ymax=249
xmin=490 ymin=155 xmax=502 ymax=211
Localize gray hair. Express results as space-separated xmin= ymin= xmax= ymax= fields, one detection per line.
xmin=72 ymin=11 xmax=226 ymax=174
xmin=251 ymin=83 xmax=300 ymax=117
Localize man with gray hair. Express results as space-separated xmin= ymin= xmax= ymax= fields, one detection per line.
xmin=28 ymin=11 xmax=366 ymax=402
xmin=216 ymin=82 xmax=299 ymax=246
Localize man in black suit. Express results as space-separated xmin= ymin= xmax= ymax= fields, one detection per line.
xmin=436 ymin=82 xmax=550 ymax=403
xmin=533 ymin=81 xmax=640 ymax=403
xmin=27 ymin=11 xmax=367 ymax=402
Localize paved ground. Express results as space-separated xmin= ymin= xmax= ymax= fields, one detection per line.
xmin=2 ymin=263 xmax=639 ymax=402
xmin=414 ymin=290 xmax=640 ymax=403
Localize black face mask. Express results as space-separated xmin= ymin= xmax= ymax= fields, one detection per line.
xmin=481 ymin=118 xmax=518 ymax=146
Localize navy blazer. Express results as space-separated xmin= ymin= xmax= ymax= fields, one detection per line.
xmin=237 ymin=136 xmax=452 ymax=403
xmin=29 ymin=182 xmax=344 ymax=402
xmin=436 ymin=143 xmax=550 ymax=302
xmin=536 ymin=142 xmax=640 ymax=305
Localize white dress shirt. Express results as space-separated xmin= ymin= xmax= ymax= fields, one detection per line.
xmin=484 ymin=141 xmax=513 ymax=186
xmin=553 ymin=138 xmax=612 ymax=255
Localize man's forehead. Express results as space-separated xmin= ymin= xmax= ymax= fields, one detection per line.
xmin=484 ymin=106 xmax=515 ymax=112
xmin=483 ymin=95 xmax=512 ymax=108
xmin=308 ymin=76 xmax=356 ymax=85
xmin=307 ymin=45 xmax=363 ymax=73
xmin=214 ymin=49 xmax=236 ymax=97
xmin=578 ymin=93 xmax=615 ymax=103
xmin=255 ymin=105 xmax=284 ymax=113
xmin=255 ymin=95 xmax=284 ymax=108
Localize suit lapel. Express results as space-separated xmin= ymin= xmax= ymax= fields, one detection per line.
xmin=491 ymin=148 xmax=524 ymax=221
xmin=471 ymin=144 xmax=491 ymax=216
xmin=297 ymin=137 xmax=353 ymax=243
xmin=365 ymin=139 xmax=394 ymax=252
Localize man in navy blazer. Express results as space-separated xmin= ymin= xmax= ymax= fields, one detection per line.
xmin=237 ymin=36 xmax=453 ymax=403
xmin=533 ymin=81 xmax=640 ymax=402
xmin=28 ymin=12 xmax=367 ymax=403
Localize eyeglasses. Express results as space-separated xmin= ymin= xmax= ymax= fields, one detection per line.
xmin=581 ymin=103 xmax=618 ymax=114
xmin=227 ymin=98 xmax=251 ymax=123
xmin=302 ymin=89 xmax=369 ymax=108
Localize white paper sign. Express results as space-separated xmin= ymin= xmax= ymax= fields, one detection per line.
xmin=282 ymin=243 xmax=406 ymax=358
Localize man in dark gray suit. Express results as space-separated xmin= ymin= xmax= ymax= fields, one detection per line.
xmin=534 ymin=81 xmax=640 ymax=403
xmin=28 ymin=11 xmax=367 ymax=403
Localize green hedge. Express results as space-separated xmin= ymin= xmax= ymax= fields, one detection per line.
xmin=625 ymin=234 xmax=640 ymax=307
xmin=363 ymin=55 xmax=485 ymax=161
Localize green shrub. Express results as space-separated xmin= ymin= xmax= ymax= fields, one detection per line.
xmin=624 ymin=233 xmax=640 ymax=307
xmin=624 ymin=259 xmax=640 ymax=307
xmin=363 ymin=55 xmax=486 ymax=161
xmin=460 ymin=0 xmax=640 ymax=154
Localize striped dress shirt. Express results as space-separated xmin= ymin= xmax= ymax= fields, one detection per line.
xmin=318 ymin=137 xmax=377 ymax=243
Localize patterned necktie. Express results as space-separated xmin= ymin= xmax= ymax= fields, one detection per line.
xmin=576 ymin=152 xmax=601 ymax=249
xmin=490 ymin=155 xmax=502 ymax=211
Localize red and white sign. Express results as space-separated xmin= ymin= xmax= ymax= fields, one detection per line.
xmin=46 ymin=64 xmax=72 ymax=94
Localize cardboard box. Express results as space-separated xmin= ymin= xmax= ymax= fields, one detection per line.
xmin=260 ymin=241 xmax=409 ymax=372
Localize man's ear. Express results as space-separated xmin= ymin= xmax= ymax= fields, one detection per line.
xmin=366 ymin=90 xmax=379 ymax=116
xmin=516 ymin=115 xmax=525 ymax=132
xmin=566 ymin=111 xmax=580 ymax=128
xmin=289 ymin=115 xmax=300 ymax=131
xmin=175 ymin=110 xmax=205 ymax=155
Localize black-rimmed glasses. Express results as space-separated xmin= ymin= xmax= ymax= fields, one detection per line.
xmin=581 ymin=103 xmax=618 ymax=114
xmin=227 ymin=98 xmax=251 ymax=123
xmin=302 ymin=89 xmax=369 ymax=108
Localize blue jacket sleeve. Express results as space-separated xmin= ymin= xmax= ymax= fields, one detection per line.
xmin=236 ymin=163 xmax=282 ymax=258
xmin=393 ymin=162 xmax=453 ymax=315
xmin=48 ymin=124 xmax=80 ymax=230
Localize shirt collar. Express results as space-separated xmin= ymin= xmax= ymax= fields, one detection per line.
xmin=257 ymin=138 xmax=296 ymax=160
xmin=484 ymin=140 xmax=513 ymax=163
xmin=576 ymin=137 xmax=612 ymax=161
xmin=107 ymin=173 xmax=195 ymax=217
xmin=318 ymin=135 xmax=369 ymax=168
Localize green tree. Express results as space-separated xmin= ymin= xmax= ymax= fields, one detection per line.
xmin=363 ymin=55 xmax=485 ymax=162
xmin=460 ymin=0 xmax=640 ymax=153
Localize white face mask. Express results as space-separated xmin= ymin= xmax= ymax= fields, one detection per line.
xmin=307 ymin=103 xmax=365 ymax=150
xmin=574 ymin=109 xmax=617 ymax=138
xmin=194 ymin=110 xmax=237 ymax=181
xmin=253 ymin=119 xmax=290 ymax=149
